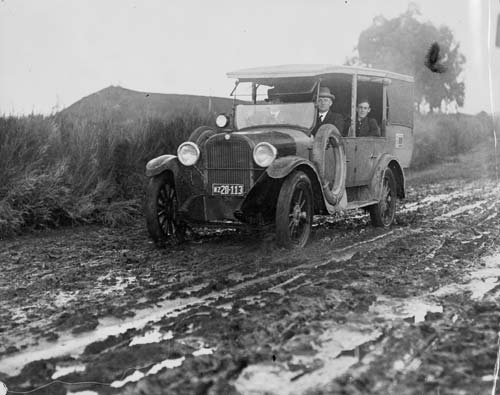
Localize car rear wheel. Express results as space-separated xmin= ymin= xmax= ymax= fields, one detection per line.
xmin=145 ymin=172 xmax=185 ymax=245
xmin=275 ymin=171 xmax=313 ymax=248
xmin=369 ymin=167 xmax=397 ymax=227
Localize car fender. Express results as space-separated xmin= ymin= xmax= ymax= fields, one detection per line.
xmin=145 ymin=154 xmax=179 ymax=178
xmin=266 ymin=156 xmax=316 ymax=179
xmin=266 ymin=156 xmax=340 ymax=214
xmin=369 ymin=154 xmax=406 ymax=199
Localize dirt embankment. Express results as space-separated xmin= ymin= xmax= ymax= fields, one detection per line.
xmin=1 ymin=177 xmax=500 ymax=395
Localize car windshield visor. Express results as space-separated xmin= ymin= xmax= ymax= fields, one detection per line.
xmin=235 ymin=103 xmax=316 ymax=130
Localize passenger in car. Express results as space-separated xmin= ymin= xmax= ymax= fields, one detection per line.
xmin=352 ymin=99 xmax=381 ymax=137
xmin=312 ymin=87 xmax=344 ymax=136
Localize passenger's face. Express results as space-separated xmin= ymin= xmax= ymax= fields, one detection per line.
xmin=357 ymin=102 xmax=370 ymax=119
xmin=317 ymin=97 xmax=332 ymax=112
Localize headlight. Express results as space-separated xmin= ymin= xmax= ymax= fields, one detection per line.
xmin=216 ymin=114 xmax=229 ymax=128
xmin=253 ymin=142 xmax=277 ymax=167
xmin=177 ymin=142 xmax=200 ymax=166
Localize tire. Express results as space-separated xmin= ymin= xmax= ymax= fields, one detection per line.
xmin=145 ymin=172 xmax=185 ymax=245
xmin=275 ymin=171 xmax=313 ymax=248
xmin=311 ymin=124 xmax=346 ymax=206
xmin=369 ymin=167 xmax=397 ymax=227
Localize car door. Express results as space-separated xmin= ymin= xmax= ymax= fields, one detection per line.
xmin=354 ymin=137 xmax=385 ymax=185
xmin=343 ymin=137 xmax=356 ymax=187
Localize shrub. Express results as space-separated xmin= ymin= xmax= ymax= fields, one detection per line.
xmin=0 ymin=112 xmax=212 ymax=237
xmin=411 ymin=112 xmax=494 ymax=169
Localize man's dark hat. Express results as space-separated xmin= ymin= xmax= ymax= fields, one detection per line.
xmin=318 ymin=87 xmax=335 ymax=100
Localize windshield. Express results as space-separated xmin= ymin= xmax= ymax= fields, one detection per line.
xmin=235 ymin=102 xmax=316 ymax=130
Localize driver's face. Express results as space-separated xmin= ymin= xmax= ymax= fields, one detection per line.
xmin=317 ymin=97 xmax=332 ymax=112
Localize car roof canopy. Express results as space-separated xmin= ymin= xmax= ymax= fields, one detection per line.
xmin=227 ymin=64 xmax=414 ymax=84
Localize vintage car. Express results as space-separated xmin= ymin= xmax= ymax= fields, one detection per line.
xmin=145 ymin=65 xmax=414 ymax=247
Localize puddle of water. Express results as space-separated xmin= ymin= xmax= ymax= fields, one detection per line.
xmin=193 ymin=347 xmax=214 ymax=356
xmin=400 ymin=190 xmax=472 ymax=213
xmin=369 ymin=296 xmax=443 ymax=323
xmin=0 ymin=294 xmax=215 ymax=377
xmin=53 ymin=291 xmax=79 ymax=308
xmin=483 ymin=253 xmax=500 ymax=268
xmin=110 ymin=357 xmax=186 ymax=388
xmin=433 ymin=253 xmax=500 ymax=301
xmin=51 ymin=364 xmax=86 ymax=379
xmin=435 ymin=200 xmax=487 ymax=220
xmin=100 ymin=276 xmax=136 ymax=295
xmin=110 ymin=370 xmax=145 ymax=388
xmin=268 ymin=274 xmax=306 ymax=295
xmin=433 ymin=278 xmax=499 ymax=301
xmin=234 ymin=324 xmax=381 ymax=395
xmin=129 ymin=328 xmax=173 ymax=346
xmin=147 ymin=357 xmax=185 ymax=375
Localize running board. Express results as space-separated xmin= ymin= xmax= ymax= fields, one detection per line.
xmin=346 ymin=200 xmax=378 ymax=210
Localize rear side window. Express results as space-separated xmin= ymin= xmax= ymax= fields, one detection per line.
xmin=387 ymin=80 xmax=413 ymax=127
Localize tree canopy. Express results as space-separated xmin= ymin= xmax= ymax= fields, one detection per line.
xmin=347 ymin=5 xmax=465 ymax=111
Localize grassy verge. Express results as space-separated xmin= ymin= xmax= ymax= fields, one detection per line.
xmin=0 ymin=113 xmax=211 ymax=238
xmin=406 ymin=142 xmax=499 ymax=187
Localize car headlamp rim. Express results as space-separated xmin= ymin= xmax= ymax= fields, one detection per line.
xmin=215 ymin=114 xmax=229 ymax=128
xmin=253 ymin=142 xmax=277 ymax=167
xmin=177 ymin=142 xmax=200 ymax=166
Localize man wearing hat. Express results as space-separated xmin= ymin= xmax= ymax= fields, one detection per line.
xmin=312 ymin=87 xmax=345 ymax=137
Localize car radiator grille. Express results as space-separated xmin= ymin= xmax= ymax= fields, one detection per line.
xmin=205 ymin=136 xmax=253 ymax=193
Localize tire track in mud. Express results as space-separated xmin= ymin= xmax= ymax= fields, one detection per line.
xmin=2 ymin=180 xmax=499 ymax=394
xmin=0 ymin=227 xmax=410 ymax=377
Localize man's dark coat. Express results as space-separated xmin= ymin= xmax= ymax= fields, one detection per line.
xmin=312 ymin=110 xmax=345 ymax=136
xmin=356 ymin=116 xmax=380 ymax=137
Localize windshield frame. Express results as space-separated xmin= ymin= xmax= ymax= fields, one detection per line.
xmin=234 ymin=102 xmax=317 ymax=132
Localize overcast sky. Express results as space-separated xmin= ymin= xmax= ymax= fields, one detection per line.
xmin=0 ymin=0 xmax=499 ymax=115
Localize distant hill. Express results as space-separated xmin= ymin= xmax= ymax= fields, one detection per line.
xmin=58 ymin=86 xmax=238 ymax=123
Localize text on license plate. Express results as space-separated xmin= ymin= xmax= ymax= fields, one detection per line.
xmin=212 ymin=184 xmax=244 ymax=195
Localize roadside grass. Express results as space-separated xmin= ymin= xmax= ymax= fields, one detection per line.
xmin=0 ymin=113 xmax=211 ymax=238
xmin=0 ymin=111 xmax=496 ymax=238
xmin=406 ymin=142 xmax=499 ymax=187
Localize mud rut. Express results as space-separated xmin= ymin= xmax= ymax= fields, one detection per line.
xmin=0 ymin=179 xmax=499 ymax=395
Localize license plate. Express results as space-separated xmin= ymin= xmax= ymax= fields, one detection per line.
xmin=212 ymin=183 xmax=244 ymax=195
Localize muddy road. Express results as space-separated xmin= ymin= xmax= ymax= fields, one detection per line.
xmin=1 ymin=177 xmax=499 ymax=395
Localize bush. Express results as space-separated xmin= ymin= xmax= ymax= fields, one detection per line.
xmin=411 ymin=112 xmax=495 ymax=169
xmin=0 ymin=112 xmax=212 ymax=238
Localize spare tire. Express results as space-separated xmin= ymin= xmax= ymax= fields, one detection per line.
xmin=311 ymin=124 xmax=346 ymax=206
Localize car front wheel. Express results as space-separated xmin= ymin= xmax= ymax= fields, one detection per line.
xmin=275 ymin=171 xmax=313 ymax=248
xmin=369 ymin=167 xmax=397 ymax=227
xmin=145 ymin=172 xmax=185 ymax=245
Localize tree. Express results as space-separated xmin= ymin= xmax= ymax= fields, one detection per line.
xmin=347 ymin=4 xmax=465 ymax=111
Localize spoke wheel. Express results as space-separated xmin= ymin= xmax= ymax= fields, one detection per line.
xmin=145 ymin=172 xmax=185 ymax=245
xmin=276 ymin=171 xmax=313 ymax=248
xmin=369 ymin=167 xmax=397 ymax=227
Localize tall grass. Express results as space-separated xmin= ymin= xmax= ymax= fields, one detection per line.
xmin=0 ymin=112 xmax=211 ymax=237
xmin=411 ymin=112 xmax=495 ymax=169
